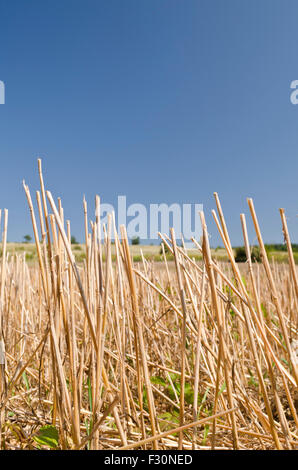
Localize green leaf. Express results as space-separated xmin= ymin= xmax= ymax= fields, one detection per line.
xmin=248 ymin=368 xmax=258 ymax=388
xmin=142 ymin=385 xmax=148 ymax=410
xmin=261 ymin=303 xmax=268 ymax=318
xmin=84 ymin=419 xmax=92 ymax=450
xmin=218 ymin=381 xmax=226 ymax=396
xmin=197 ymin=387 xmax=210 ymax=416
xmin=229 ymin=308 xmax=235 ymax=318
xmin=22 ymin=371 xmax=29 ymax=391
xmin=87 ymin=376 xmax=92 ymax=412
xmin=151 ymin=376 xmax=167 ymax=387
xmin=162 ymin=373 xmax=179 ymax=401
xmin=184 ymin=382 xmax=194 ymax=405
xmin=158 ymin=412 xmax=179 ymax=434
xmin=202 ymin=424 xmax=210 ymax=445
xmin=33 ymin=425 xmax=59 ymax=449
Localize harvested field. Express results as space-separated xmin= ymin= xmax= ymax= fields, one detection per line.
xmin=0 ymin=161 xmax=297 ymax=450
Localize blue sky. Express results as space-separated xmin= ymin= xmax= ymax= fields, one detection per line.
xmin=0 ymin=0 xmax=298 ymax=245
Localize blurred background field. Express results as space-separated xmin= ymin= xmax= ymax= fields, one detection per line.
xmin=4 ymin=242 xmax=298 ymax=264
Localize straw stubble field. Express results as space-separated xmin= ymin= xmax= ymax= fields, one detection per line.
xmin=0 ymin=160 xmax=297 ymax=450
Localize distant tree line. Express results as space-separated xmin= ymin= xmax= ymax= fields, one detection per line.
xmin=234 ymin=243 xmax=298 ymax=263
xmin=234 ymin=246 xmax=261 ymax=263
xmin=264 ymin=243 xmax=298 ymax=252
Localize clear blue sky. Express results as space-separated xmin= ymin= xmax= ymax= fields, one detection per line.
xmin=0 ymin=0 xmax=298 ymax=245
